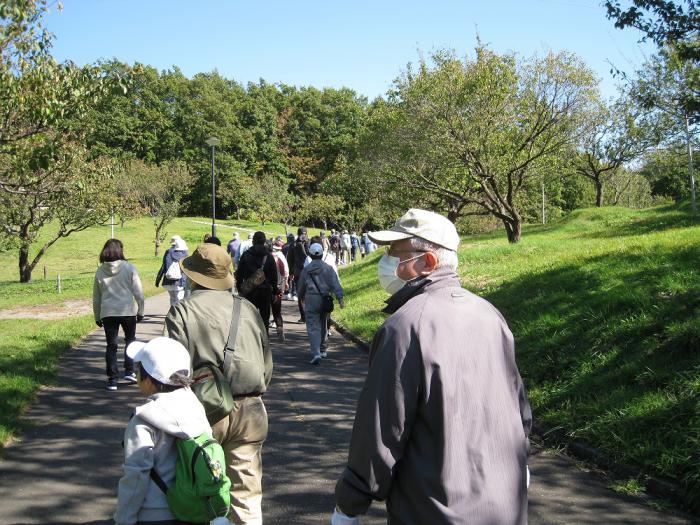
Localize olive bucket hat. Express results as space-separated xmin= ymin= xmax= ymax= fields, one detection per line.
xmin=180 ymin=244 xmax=234 ymax=290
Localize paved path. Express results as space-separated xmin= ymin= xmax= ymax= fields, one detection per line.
xmin=0 ymin=293 xmax=695 ymax=524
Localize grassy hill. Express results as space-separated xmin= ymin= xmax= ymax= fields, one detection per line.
xmin=333 ymin=203 xmax=700 ymax=504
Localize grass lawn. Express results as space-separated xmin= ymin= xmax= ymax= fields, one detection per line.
xmin=333 ymin=203 xmax=700 ymax=506
xmin=0 ymin=216 xmax=299 ymax=447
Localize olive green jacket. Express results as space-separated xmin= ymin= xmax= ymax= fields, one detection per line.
xmin=164 ymin=289 xmax=272 ymax=396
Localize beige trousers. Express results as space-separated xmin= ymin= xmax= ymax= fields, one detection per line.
xmin=212 ymin=396 xmax=268 ymax=525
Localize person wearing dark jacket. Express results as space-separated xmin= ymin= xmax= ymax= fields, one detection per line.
xmin=333 ymin=209 xmax=531 ymax=525
xmin=285 ymin=226 xmax=310 ymax=321
xmin=235 ymin=231 xmax=280 ymax=332
xmin=155 ymin=235 xmax=188 ymax=306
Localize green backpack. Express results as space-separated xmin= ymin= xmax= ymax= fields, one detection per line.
xmin=150 ymin=432 xmax=231 ymax=522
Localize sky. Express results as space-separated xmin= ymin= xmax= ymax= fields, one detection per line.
xmin=43 ymin=0 xmax=655 ymax=100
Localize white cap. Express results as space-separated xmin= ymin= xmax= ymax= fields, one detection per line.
xmin=126 ymin=337 xmax=191 ymax=385
xmin=173 ymin=238 xmax=188 ymax=251
xmin=309 ymin=243 xmax=324 ymax=256
xmin=368 ymin=208 xmax=460 ymax=251
xmin=170 ymin=235 xmax=182 ymax=245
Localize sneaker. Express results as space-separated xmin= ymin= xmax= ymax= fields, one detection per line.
xmin=106 ymin=379 xmax=118 ymax=391
xmin=292 ymin=295 xmax=299 ymax=302
xmin=309 ymin=355 xmax=321 ymax=365
xmin=285 ymin=293 xmax=292 ymax=300
xmin=123 ymin=373 xmax=137 ymax=384
xmin=276 ymin=327 xmax=286 ymax=342
xmin=298 ymin=317 xmax=306 ymax=323
xmin=320 ymin=351 xmax=328 ymax=358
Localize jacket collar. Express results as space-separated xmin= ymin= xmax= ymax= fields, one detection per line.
xmin=383 ymin=266 xmax=461 ymax=315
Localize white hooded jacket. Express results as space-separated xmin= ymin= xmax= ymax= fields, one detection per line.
xmin=92 ymin=260 xmax=145 ymax=321
xmin=114 ymin=387 xmax=211 ymax=525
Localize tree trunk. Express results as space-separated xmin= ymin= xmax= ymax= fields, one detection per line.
xmin=595 ymin=180 xmax=604 ymax=207
xmin=503 ymin=218 xmax=521 ymax=244
xmin=447 ymin=209 xmax=460 ymax=222
xmin=19 ymin=245 xmax=33 ymax=283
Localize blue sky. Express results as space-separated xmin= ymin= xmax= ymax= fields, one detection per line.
xmin=44 ymin=0 xmax=654 ymax=100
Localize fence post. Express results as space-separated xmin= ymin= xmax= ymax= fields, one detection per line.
xmin=56 ymin=274 xmax=61 ymax=294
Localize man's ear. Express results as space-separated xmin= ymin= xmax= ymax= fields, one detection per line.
xmin=422 ymin=251 xmax=439 ymax=273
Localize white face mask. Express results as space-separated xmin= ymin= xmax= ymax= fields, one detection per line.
xmin=377 ymin=252 xmax=425 ymax=295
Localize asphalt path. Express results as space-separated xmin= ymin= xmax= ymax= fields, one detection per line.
xmin=0 ymin=293 xmax=695 ymax=524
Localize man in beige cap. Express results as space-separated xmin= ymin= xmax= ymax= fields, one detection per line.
xmin=333 ymin=209 xmax=532 ymax=525
xmin=164 ymin=243 xmax=272 ymax=525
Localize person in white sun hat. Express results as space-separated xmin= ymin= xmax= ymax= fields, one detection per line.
xmin=332 ymin=208 xmax=532 ymax=525
xmin=114 ymin=337 xmax=211 ymax=525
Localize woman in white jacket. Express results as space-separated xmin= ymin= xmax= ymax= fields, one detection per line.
xmin=114 ymin=337 xmax=211 ymax=525
xmin=92 ymin=239 xmax=145 ymax=391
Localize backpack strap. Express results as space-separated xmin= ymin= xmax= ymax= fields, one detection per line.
xmin=150 ymin=468 xmax=169 ymax=494
xmin=308 ymin=271 xmax=327 ymax=296
xmin=222 ymin=296 xmax=243 ymax=374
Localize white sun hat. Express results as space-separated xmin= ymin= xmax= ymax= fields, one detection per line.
xmin=126 ymin=337 xmax=191 ymax=385
xmin=368 ymin=208 xmax=460 ymax=251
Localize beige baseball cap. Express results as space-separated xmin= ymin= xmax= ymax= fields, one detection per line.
xmin=368 ymin=208 xmax=460 ymax=251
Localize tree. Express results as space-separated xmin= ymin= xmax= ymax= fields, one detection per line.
xmin=604 ymin=1 xmax=699 ymax=62
xmin=0 ymin=141 xmax=116 ymax=281
xmin=121 ymin=159 xmax=193 ymax=256
xmin=640 ymin=142 xmax=696 ymax=200
xmin=576 ymin=97 xmax=656 ymax=206
xmin=363 ymin=46 xmax=597 ymax=242
xmin=0 ymin=0 xmax=125 ymax=281
xmin=629 ymin=47 xmax=699 ymax=209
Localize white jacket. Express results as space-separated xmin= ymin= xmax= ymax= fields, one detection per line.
xmin=92 ymin=260 xmax=145 ymax=321
xmin=114 ymin=387 xmax=211 ymax=525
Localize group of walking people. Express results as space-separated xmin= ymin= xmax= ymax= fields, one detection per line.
xmin=91 ymin=209 xmax=532 ymax=525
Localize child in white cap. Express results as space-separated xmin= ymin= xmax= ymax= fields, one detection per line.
xmin=114 ymin=337 xmax=211 ymax=525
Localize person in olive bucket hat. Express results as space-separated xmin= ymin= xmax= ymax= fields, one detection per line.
xmin=165 ymin=243 xmax=272 ymax=524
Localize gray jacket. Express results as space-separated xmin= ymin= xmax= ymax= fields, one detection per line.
xmin=114 ymin=388 xmax=211 ymax=525
xmin=335 ymin=267 xmax=532 ymax=525
xmin=297 ymin=259 xmax=344 ymax=302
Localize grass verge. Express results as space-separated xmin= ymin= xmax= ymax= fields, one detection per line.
xmin=0 ymin=315 xmax=94 ymax=446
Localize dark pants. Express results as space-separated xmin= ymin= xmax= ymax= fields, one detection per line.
xmin=271 ymin=295 xmax=283 ymax=329
xmin=292 ymin=275 xmax=305 ymax=320
xmin=103 ymin=316 xmax=136 ymax=380
xmin=351 ymin=246 xmax=357 ymax=261
xmin=247 ymin=287 xmax=272 ymax=332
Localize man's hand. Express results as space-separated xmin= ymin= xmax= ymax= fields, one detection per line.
xmin=95 ymin=320 xmax=103 ymax=328
xmin=338 ymin=298 xmax=346 ymax=309
xmin=136 ymin=314 xmax=144 ymax=323
xmin=331 ymin=507 xmax=360 ymax=525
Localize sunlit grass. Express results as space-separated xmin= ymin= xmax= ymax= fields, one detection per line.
xmin=334 ymin=203 xmax=700 ymax=506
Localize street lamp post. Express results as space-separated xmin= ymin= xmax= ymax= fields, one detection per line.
xmin=205 ymin=136 xmax=221 ymax=237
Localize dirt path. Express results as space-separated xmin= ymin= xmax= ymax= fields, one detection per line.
xmin=0 ymin=299 xmax=92 ymax=320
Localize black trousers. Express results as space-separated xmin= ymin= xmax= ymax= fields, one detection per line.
xmin=271 ymin=295 xmax=284 ymax=329
xmin=246 ymin=287 xmax=272 ymax=332
xmin=102 ymin=316 xmax=136 ymax=379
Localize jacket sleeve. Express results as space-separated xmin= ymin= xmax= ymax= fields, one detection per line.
xmin=335 ymin=321 xmax=422 ymax=516
xmin=327 ymin=267 xmax=344 ymax=301
xmin=92 ymin=273 xmax=102 ymax=322
xmin=264 ymin=256 xmax=280 ymax=293
xmin=113 ymin=416 xmax=156 ymax=525
xmin=164 ymin=305 xmax=189 ymax=348
xmin=297 ymin=269 xmax=307 ymax=300
xmin=131 ymin=265 xmax=145 ymax=316
xmin=155 ymin=252 xmax=168 ymax=287
xmin=234 ymin=253 xmax=245 ymax=285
